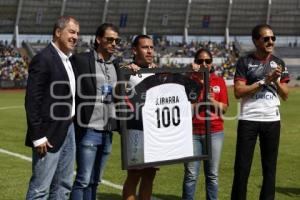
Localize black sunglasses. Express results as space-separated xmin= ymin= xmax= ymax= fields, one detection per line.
xmin=195 ymin=59 xmax=213 ymax=65
xmin=104 ymin=37 xmax=121 ymax=45
xmin=262 ymin=36 xmax=276 ymax=43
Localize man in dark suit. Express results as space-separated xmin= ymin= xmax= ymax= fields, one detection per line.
xmin=25 ymin=16 xmax=79 ymax=200
xmin=70 ymin=23 xmax=120 ymax=200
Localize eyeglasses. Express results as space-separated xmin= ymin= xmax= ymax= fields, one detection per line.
xmin=104 ymin=37 xmax=121 ymax=45
xmin=261 ymin=36 xmax=276 ymax=43
xmin=195 ymin=59 xmax=213 ymax=65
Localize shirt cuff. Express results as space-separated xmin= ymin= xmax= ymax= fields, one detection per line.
xmin=33 ymin=137 xmax=48 ymax=147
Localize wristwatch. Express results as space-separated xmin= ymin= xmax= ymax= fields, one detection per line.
xmin=257 ymin=79 xmax=265 ymax=87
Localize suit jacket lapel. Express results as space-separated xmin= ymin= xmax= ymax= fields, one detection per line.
xmin=88 ymin=51 xmax=97 ymax=90
xmin=112 ymin=58 xmax=120 ymax=78
xmin=49 ymin=44 xmax=69 ymax=82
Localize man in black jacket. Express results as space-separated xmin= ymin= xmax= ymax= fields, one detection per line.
xmin=70 ymin=23 xmax=120 ymax=200
xmin=25 ymin=16 xmax=79 ymax=200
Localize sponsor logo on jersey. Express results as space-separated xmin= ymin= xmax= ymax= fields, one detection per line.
xmin=248 ymin=63 xmax=259 ymax=68
xmin=253 ymin=93 xmax=274 ymax=100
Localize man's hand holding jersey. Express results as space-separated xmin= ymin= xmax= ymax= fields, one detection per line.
xmin=123 ymin=62 xmax=157 ymax=72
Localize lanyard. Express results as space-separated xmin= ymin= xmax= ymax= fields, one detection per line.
xmin=97 ymin=59 xmax=111 ymax=84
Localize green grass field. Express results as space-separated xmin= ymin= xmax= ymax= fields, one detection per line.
xmin=0 ymin=88 xmax=299 ymax=200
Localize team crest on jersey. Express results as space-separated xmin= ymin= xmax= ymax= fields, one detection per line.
xmin=212 ymin=86 xmax=220 ymax=93
xmin=270 ymin=61 xmax=278 ymax=69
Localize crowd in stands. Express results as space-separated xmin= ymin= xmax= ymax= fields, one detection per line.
xmin=113 ymin=37 xmax=238 ymax=79
xmin=0 ymin=41 xmax=29 ymax=86
xmin=73 ymin=37 xmax=239 ymax=79
xmin=152 ymin=38 xmax=239 ymax=79
xmin=1 ymin=37 xmax=238 ymax=88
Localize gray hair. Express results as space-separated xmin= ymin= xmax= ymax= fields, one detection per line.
xmin=52 ymin=16 xmax=79 ymax=38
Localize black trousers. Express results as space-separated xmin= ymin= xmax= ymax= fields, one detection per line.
xmin=231 ymin=120 xmax=281 ymax=200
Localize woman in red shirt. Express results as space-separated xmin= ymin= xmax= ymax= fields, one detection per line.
xmin=182 ymin=48 xmax=229 ymax=200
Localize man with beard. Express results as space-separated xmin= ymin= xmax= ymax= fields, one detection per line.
xmin=70 ymin=23 xmax=120 ymax=200
xmin=122 ymin=34 xmax=157 ymax=200
xmin=122 ymin=35 xmax=200 ymax=200
xmin=231 ymin=24 xmax=289 ymax=200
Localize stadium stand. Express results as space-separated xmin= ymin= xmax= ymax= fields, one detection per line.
xmin=0 ymin=0 xmax=299 ymax=88
xmin=1 ymin=0 xmax=299 ymax=36
xmin=0 ymin=41 xmax=28 ymax=88
xmin=189 ymin=0 xmax=228 ymax=35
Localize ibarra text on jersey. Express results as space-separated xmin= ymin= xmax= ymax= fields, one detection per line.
xmin=155 ymin=96 xmax=180 ymax=105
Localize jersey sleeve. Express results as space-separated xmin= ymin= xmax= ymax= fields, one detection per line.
xmin=234 ymin=57 xmax=247 ymax=82
xmin=278 ymin=60 xmax=290 ymax=83
xmin=183 ymin=76 xmax=202 ymax=103
xmin=125 ymin=80 xmax=145 ymax=130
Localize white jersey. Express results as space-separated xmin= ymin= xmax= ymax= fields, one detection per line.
xmin=239 ymin=86 xmax=280 ymax=121
xmin=129 ymin=73 xmax=154 ymax=86
xmin=142 ymin=83 xmax=193 ymax=163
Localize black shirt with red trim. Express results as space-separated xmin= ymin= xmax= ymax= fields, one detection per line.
xmin=234 ymin=53 xmax=289 ymax=84
xmin=234 ymin=53 xmax=290 ymax=121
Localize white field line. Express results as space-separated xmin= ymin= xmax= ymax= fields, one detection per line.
xmin=0 ymin=148 xmax=32 ymax=162
xmin=0 ymin=106 xmax=162 ymax=199
xmin=0 ymin=148 xmax=123 ymax=190
xmin=0 ymin=148 xmax=163 ymax=200
xmin=0 ymin=105 xmax=23 ymax=110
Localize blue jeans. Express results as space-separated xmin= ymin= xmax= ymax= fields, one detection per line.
xmin=26 ymin=123 xmax=75 ymax=200
xmin=182 ymin=132 xmax=224 ymax=200
xmin=70 ymin=129 xmax=112 ymax=200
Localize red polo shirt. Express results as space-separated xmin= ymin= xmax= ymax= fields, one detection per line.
xmin=191 ymin=72 xmax=228 ymax=135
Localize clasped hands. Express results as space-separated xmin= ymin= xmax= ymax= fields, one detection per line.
xmin=264 ymin=66 xmax=283 ymax=85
